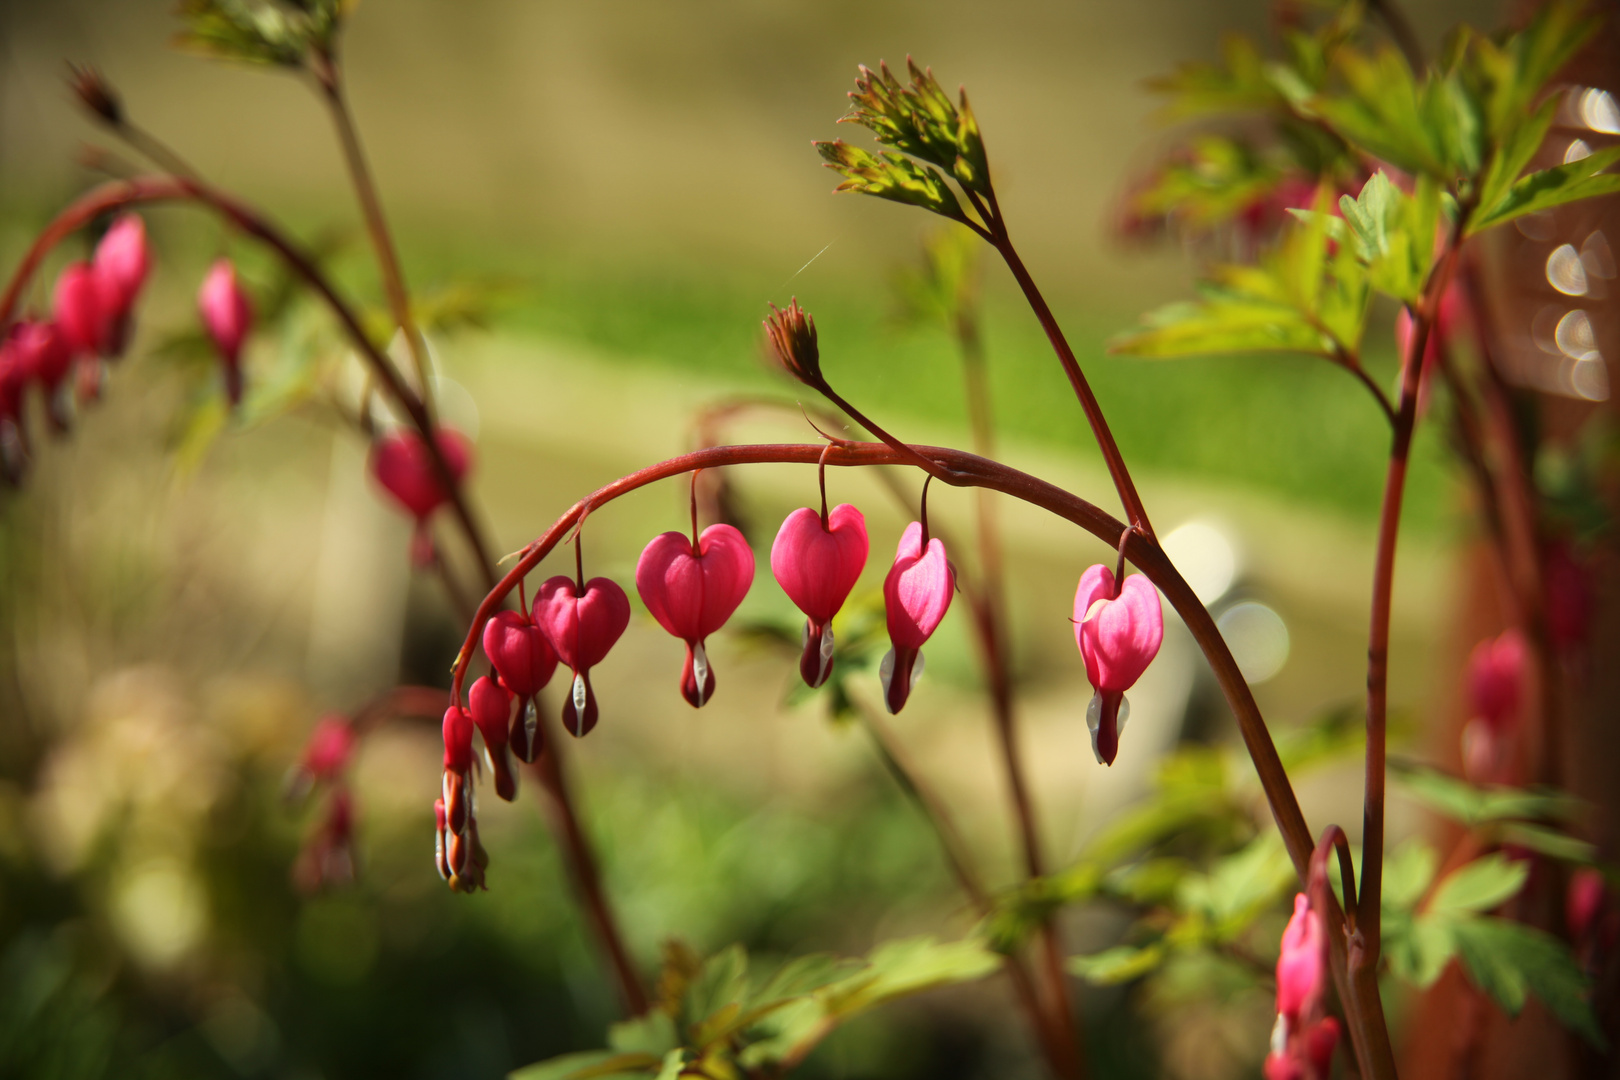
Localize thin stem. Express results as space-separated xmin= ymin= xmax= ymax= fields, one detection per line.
xmin=1345 ymin=356 xmax=1398 ymax=426
xmin=984 ymin=213 xmax=1154 ymax=537
xmin=309 ymin=49 xmax=436 ymax=415
xmin=530 ymin=710 xmax=651 ymax=1016
xmin=1367 ymin=0 xmax=1427 ymax=72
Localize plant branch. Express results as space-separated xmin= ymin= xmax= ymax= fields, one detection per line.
xmin=0 ymin=176 xmax=497 ymax=587
xmin=309 ymin=48 xmax=436 ymax=416
xmin=981 ymin=211 xmax=1154 ymax=537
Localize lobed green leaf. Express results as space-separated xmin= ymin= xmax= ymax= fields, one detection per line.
xmin=1469 ymin=147 xmax=1620 ymax=236
xmin=815 ymin=140 xmax=971 ymax=224
xmin=1452 ymin=918 xmax=1604 ymax=1047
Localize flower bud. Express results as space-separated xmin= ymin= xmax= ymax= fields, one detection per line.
xmin=67 ymin=63 xmax=122 ymax=125
xmin=763 ymin=298 xmax=823 ymax=386
xmin=94 ymin=214 xmax=150 ymax=356
xmin=635 ymin=523 xmax=755 ymax=707
xmin=1073 ymin=564 xmax=1162 ymax=765
xmin=534 ymin=574 xmax=631 ymax=737
xmin=880 ymin=520 xmax=953 ymax=714
xmin=198 ymin=258 xmax=253 ymax=405
xmin=469 ymin=675 xmax=518 ymax=801
xmin=771 ymin=504 xmax=868 ymax=688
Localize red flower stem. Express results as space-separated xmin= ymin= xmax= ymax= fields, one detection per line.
xmin=0 ymin=175 xmax=497 ymax=589
xmin=981 ymin=195 xmax=1154 ymax=538
xmin=1352 ymin=214 xmax=1472 ymax=1080
xmin=528 ymin=711 xmax=651 ymax=1016
xmin=450 ymin=441 xmax=1314 ymax=862
xmin=309 ymin=49 xmax=436 ymax=419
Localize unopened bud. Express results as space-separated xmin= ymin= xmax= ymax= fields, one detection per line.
xmin=763 ymin=298 xmax=823 ymax=387
xmin=66 ymin=63 xmax=122 ymax=126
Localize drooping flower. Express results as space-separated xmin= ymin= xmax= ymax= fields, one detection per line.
xmin=301 ymin=714 xmax=356 ymax=782
xmin=1276 ymin=893 xmax=1325 ymax=1021
xmin=635 ymin=522 xmax=755 ymax=707
xmin=1265 ymin=892 xmax=1337 ymax=1080
xmin=482 ymin=608 xmax=557 ymax=761
xmin=198 ymin=258 xmax=254 ymax=406
xmin=439 ymin=703 xmax=484 ymax=891
xmin=1466 ymin=629 xmax=1526 ymax=733
xmin=880 ymin=520 xmax=953 ymax=714
xmin=469 ymin=675 xmax=518 ymax=801
xmin=368 ymin=428 xmax=474 ymax=566
xmin=93 ymin=214 xmax=150 ymax=356
xmin=771 ymin=503 xmax=869 ymax=688
xmin=534 ymin=574 xmax=631 ymax=737
xmin=1073 ymin=564 xmax=1163 ymax=765
xmin=53 ymin=261 xmax=110 ymax=361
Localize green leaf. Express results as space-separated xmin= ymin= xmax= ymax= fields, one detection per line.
xmin=821 ymin=937 xmax=1000 ymax=1018
xmin=1429 ymin=854 xmax=1529 ymax=917
xmin=1383 ymin=912 xmax=1456 ymax=988
xmin=1469 ymin=148 xmax=1620 ymax=236
xmin=1452 ymin=918 xmax=1604 ymax=1047
xmin=509 ymin=1051 xmax=660 ymax=1080
xmin=815 ymin=140 xmax=970 ymax=224
xmin=173 ymin=0 xmax=346 ymax=66
xmin=1175 ymin=833 xmax=1295 ymax=937
xmin=1474 ymin=96 xmax=1557 ymax=225
xmin=1110 ymin=294 xmax=1329 ymax=359
xmin=1313 ymin=47 xmax=1445 ymax=178
xmin=1391 ymin=761 xmax=1581 ymax=826
xmin=838 ymin=59 xmax=991 ymax=196
xmin=1068 ymin=944 xmax=1167 ymax=986
xmin=607 ymin=1013 xmax=678 ymax=1058
xmin=1497 ymin=823 xmax=1597 ymax=865
xmin=680 ymin=945 xmax=749 ymax=1038
xmin=1148 ymin=34 xmax=1283 ymax=119
xmin=1478 ymin=0 xmax=1599 ymax=136
xmin=1382 ymin=841 xmax=1439 ymax=910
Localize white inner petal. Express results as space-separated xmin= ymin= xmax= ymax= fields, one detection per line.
xmin=571 ymin=672 xmax=587 ymax=713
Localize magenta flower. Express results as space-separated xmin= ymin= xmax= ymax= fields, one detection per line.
xmin=93 ymin=214 xmax=150 ymax=355
xmin=1073 ymin=564 xmax=1163 ymax=765
xmin=198 ymin=258 xmax=254 ymax=406
xmin=53 ymin=261 xmax=110 ymax=360
xmin=636 ymin=522 xmax=755 ymax=707
xmin=469 ymin=674 xmax=518 ymax=801
xmin=880 ymin=520 xmax=954 ymax=714
xmin=1276 ymin=893 xmax=1325 ymax=1021
xmin=770 ymin=503 xmax=869 ymax=688
xmin=534 ymin=574 xmax=631 ymax=737
xmin=368 ymin=428 xmax=474 ymax=566
xmin=301 ymin=714 xmax=356 ymax=782
xmin=482 ymin=608 xmax=557 ymax=762
xmin=12 ymin=320 xmax=71 ymax=393
xmin=1466 ymin=629 xmax=1526 ymax=733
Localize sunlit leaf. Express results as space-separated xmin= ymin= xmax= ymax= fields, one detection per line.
xmin=1469 ymin=148 xmax=1620 ymax=236
xmin=815 ymin=140 xmax=971 ymax=225
xmin=1428 ymin=854 xmax=1528 ymax=917
xmin=1452 ymin=918 xmax=1603 ymax=1046
xmin=1496 ymin=823 xmax=1597 ymax=865
xmin=838 ymin=59 xmax=990 ymax=196
xmin=1391 ymin=761 xmax=1581 ymax=826
xmin=1069 ymin=943 xmax=1167 ymax=985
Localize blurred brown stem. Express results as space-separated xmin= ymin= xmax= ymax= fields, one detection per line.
xmin=310 ymin=48 xmax=436 ymax=418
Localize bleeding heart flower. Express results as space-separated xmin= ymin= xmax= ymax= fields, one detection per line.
xmin=482 ymin=608 xmax=556 ymax=762
xmin=1465 ymin=629 xmax=1526 ymax=734
xmin=636 ymin=522 xmax=755 ymax=707
xmin=534 ymin=574 xmax=631 ymax=737
xmin=198 ymin=258 xmax=254 ymax=406
xmin=368 ymin=428 xmax=474 ymax=566
xmin=1276 ymin=893 xmax=1326 ymax=1021
xmin=1073 ymin=564 xmax=1163 ymax=765
xmin=880 ymin=520 xmax=954 ymax=714
xmin=53 ymin=261 xmax=110 ymax=361
xmin=93 ymin=214 xmax=150 ymax=356
xmin=301 ymin=714 xmax=356 ymax=782
xmin=469 ymin=675 xmax=518 ymax=801
xmin=770 ymin=503 xmax=868 ymax=688
xmin=5 ymin=320 xmax=73 ymax=435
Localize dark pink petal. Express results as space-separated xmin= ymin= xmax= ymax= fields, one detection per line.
xmin=93 ymin=214 xmax=150 ymax=317
xmin=1078 ymin=572 xmax=1163 ymax=693
xmin=1465 ymin=629 xmax=1525 ymax=733
xmin=1276 ymin=893 xmax=1325 ymax=1021
xmin=534 ymin=575 xmax=630 ymax=671
xmin=198 ymin=258 xmax=253 ymax=364
xmin=883 ymin=521 xmax=954 ymax=650
xmin=53 ymin=261 xmax=110 ymax=357
xmin=483 ymin=609 xmax=557 ymax=697
xmin=369 ymin=429 xmax=473 ymax=522
xmin=442 ymin=705 xmax=474 ymax=773
xmin=770 ymin=503 xmax=868 ymax=623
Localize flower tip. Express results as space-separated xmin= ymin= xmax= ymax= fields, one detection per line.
xmin=763 ymin=298 xmax=821 ymax=386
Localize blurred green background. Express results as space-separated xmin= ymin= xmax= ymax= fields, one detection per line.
xmin=0 ymin=1 xmax=1489 ymax=1077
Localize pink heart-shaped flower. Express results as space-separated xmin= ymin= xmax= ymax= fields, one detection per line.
xmin=1465 ymin=629 xmax=1525 ymax=733
xmin=1073 ymin=565 xmax=1163 ymax=693
xmin=770 ymin=503 xmax=868 ymax=687
xmin=636 ymin=523 xmax=755 ymax=707
xmin=534 ymin=574 xmax=631 ymax=736
xmin=468 ymin=675 xmax=517 ymax=801
xmin=880 ymin=521 xmax=954 ymax=714
xmin=53 ymin=261 xmax=111 ymax=358
xmin=369 ymin=429 xmax=474 ymax=522
xmin=482 ymin=609 xmax=558 ymax=699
